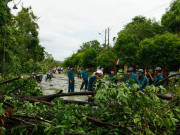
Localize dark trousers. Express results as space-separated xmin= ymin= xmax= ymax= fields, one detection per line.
xmin=68 ymin=83 xmax=74 ymax=93
xmin=80 ymin=80 xmax=88 ymax=90
xmin=88 ymin=97 xmax=94 ymax=102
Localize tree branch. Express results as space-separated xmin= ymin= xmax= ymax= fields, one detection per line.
xmin=0 ymin=76 xmax=23 ymax=85
xmin=154 ymin=73 xmax=180 ymax=86
xmin=60 ymin=99 xmax=98 ymax=106
xmin=78 ymin=116 xmax=137 ymax=135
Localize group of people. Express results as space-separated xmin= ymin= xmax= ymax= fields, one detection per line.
xmin=124 ymin=67 xmax=164 ymax=91
xmin=68 ymin=66 xmax=103 ymax=92
xmin=68 ymin=66 xmax=164 ymax=102
xmin=68 ymin=66 xmax=103 ymax=102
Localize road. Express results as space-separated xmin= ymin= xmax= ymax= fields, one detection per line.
xmin=40 ymin=72 xmax=88 ymax=101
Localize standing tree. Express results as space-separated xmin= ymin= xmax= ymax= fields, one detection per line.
xmin=138 ymin=33 xmax=180 ymax=70
xmin=97 ymin=50 xmax=116 ymax=67
xmin=113 ymin=33 xmax=138 ymax=66
xmin=161 ymin=0 xmax=180 ymax=34
xmin=78 ymin=40 xmax=102 ymax=53
xmin=114 ymin=16 xmax=163 ymax=67
xmin=81 ymin=48 xmax=97 ymax=68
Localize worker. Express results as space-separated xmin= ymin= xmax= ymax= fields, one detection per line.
xmin=68 ymin=65 xmax=75 ymax=93
xmin=129 ymin=67 xmax=136 ymax=78
xmin=124 ymin=67 xmax=137 ymax=87
xmin=88 ymin=70 xmax=103 ymax=102
xmin=80 ymin=68 xmax=89 ymax=91
xmin=109 ymin=69 xmax=117 ymax=84
xmin=154 ymin=67 xmax=164 ymax=87
xmin=137 ymin=69 xmax=149 ymax=91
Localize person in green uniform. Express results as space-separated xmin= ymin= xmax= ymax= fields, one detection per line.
xmin=109 ymin=69 xmax=117 ymax=84
xmin=124 ymin=68 xmax=137 ymax=87
xmin=154 ymin=67 xmax=164 ymax=87
xmin=68 ymin=66 xmax=75 ymax=93
xmin=137 ymin=69 xmax=149 ymax=91
xmin=88 ymin=70 xmax=103 ymax=102
xmin=80 ymin=68 xmax=88 ymax=91
xmin=129 ymin=67 xmax=136 ymax=79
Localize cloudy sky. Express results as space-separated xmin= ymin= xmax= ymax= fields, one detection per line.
xmin=9 ymin=0 xmax=172 ymax=61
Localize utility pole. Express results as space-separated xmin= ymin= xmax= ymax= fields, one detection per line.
xmin=108 ymin=27 xmax=110 ymax=46
xmin=105 ymin=29 xmax=107 ymax=49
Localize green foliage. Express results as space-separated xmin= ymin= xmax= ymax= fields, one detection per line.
xmin=113 ymin=16 xmax=164 ymax=67
xmin=0 ymin=4 xmax=45 ymax=76
xmin=78 ymin=40 xmax=102 ymax=53
xmin=81 ymin=48 xmax=97 ymax=68
xmin=97 ymin=49 xmax=116 ymax=67
xmin=0 ymin=76 xmax=42 ymax=96
xmin=94 ymin=82 xmax=179 ymax=134
xmin=1 ymin=79 xmax=179 ymax=134
xmin=113 ymin=33 xmax=138 ymax=66
xmin=123 ymin=16 xmax=163 ymax=41
xmin=161 ymin=0 xmax=180 ymax=34
xmin=138 ymin=33 xmax=180 ymax=69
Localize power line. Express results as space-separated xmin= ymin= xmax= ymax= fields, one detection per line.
xmin=109 ymin=2 xmax=170 ymax=30
xmin=93 ymin=1 xmax=171 ymax=45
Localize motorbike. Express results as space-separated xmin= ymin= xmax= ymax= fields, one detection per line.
xmin=52 ymin=69 xmax=56 ymax=73
xmin=31 ymin=73 xmax=43 ymax=83
xmin=45 ymin=72 xmax=53 ymax=82
xmin=57 ymin=69 xmax=61 ymax=74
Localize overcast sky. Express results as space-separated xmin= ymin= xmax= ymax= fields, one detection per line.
xmin=9 ymin=0 xmax=172 ymax=61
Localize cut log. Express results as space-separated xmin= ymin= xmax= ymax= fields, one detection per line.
xmin=34 ymin=91 xmax=95 ymax=102
xmin=60 ymin=100 xmax=98 ymax=106
xmin=156 ymin=94 xmax=175 ymax=100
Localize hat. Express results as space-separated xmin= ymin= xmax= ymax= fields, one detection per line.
xmin=137 ymin=69 xmax=144 ymax=74
xmin=96 ymin=70 xmax=103 ymax=76
xmin=127 ymin=68 xmax=133 ymax=72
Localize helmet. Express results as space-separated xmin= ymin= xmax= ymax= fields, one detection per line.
xmin=129 ymin=67 xmax=133 ymax=71
xmin=96 ymin=70 xmax=103 ymax=76
xmin=155 ymin=67 xmax=161 ymax=72
xmin=127 ymin=68 xmax=133 ymax=72
xmin=137 ymin=69 xmax=144 ymax=74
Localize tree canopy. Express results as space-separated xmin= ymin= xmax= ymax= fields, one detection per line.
xmin=138 ymin=33 xmax=180 ymax=69
xmin=161 ymin=0 xmax=180 ymax=34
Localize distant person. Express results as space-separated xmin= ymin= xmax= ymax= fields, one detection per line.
xmin=137 ymin=69 xmax=149 ymax=91
xmin=109 ymin=69 xmax=117 ymax=84
xmin=53 ymin=66 xmax=56 ymax=73
xmin=129 ymin=67 xmax=136 ymax=78
xmin=80 ymin=68 xmax=89 ymax=91
xmin=124 ymin=68 xmax=137 ymax=87
xmin=154 ymin=67 xmax=164 ymax=87
xmin=88 ymin=70 xmax=103 ymax=102
xmin=146 ymin=67 xmax=155 ymax=85
xmin=68 ymin=66 xmax=75 ymax=93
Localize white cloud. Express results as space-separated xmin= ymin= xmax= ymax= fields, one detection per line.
xmin=9 ymin=0 xmax=172 ymax=61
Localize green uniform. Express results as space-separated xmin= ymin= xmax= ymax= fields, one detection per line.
xmin=137 ymin=75 xmax=149 ymax=91
xmin=124 ymin=73 xmax=137 ymax=87
xmin=68 ymin=69 xmax=74 ymax=92
xmin=110 ymin=74 xmax=117 ymax=84
xmin=154 ymin=75 xmax=164 ymax=86
xmin=80 ymin=71 xmax=88 ymax=90
xmin=88 ymin=76 xmax=96 ymax=102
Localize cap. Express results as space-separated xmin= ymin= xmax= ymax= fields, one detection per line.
xmin=137 ymin=69 xmax=144 ymax=74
